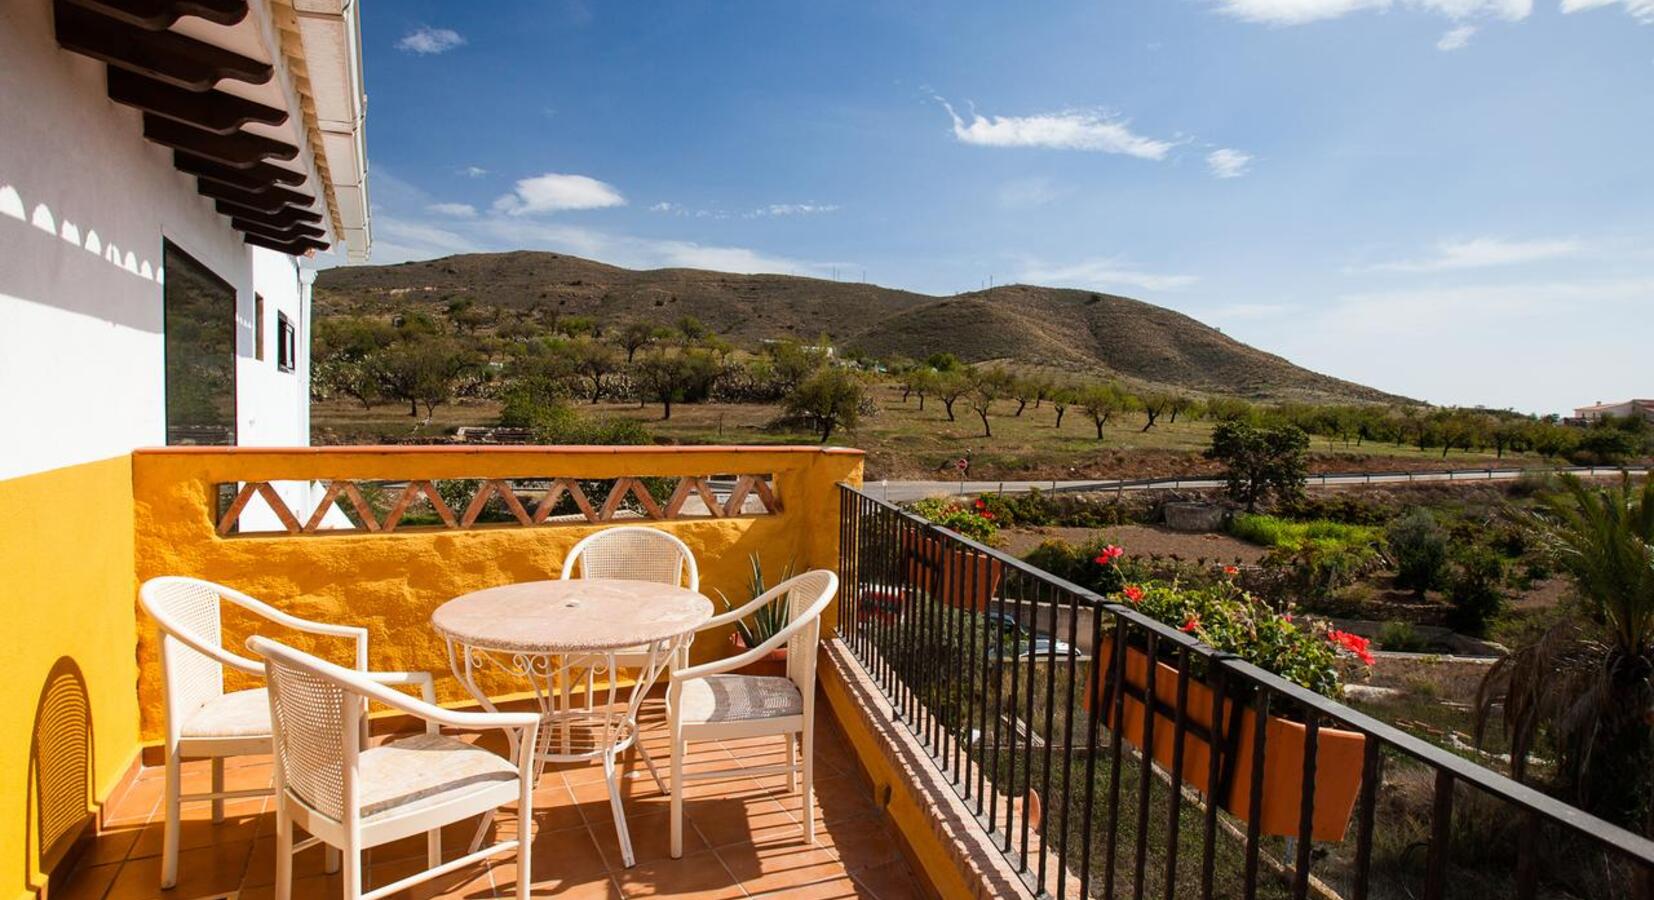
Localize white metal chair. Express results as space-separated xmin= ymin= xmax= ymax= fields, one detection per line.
xmin=560 ymin=525 xmax=701 ymax=704
xmin=666 ymin=570 xmax=838 ymax=858
xmin=249 ymin=637 xmax=541 ymax=900
xmin=138 ymin=576 xmax=434 ymax=889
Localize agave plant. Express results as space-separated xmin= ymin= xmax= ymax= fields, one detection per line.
xmin=1475 ymin=474 xmax=1654 ymax=830
xmin=716 ymin=554 xmax=796 ymax=650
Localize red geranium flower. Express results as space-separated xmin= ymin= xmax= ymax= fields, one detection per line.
xmin=1181 ymin=616 xmax=1201 ymax=634
xmin=1122 ymin=585 xmax=1145 ymax=604
xmin=1328 ymin=629 xmax=1375 ymax=666
xmin=974 ymin=498 xmax=986 ymax=509
xmin=1223 ymin=565 xmax=1240 ymax=576
xmin=1093 ymin=544 xmax=1124 ymax=566
xmin=980 ymin=511 xmax=995 ymax=520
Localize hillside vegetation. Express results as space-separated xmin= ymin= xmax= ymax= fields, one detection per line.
xmin=314 ymin=251 xmax=1401 ymax=404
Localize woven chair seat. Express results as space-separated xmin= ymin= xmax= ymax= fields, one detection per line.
xmin=182 ymin=688 xmax=271 ymax=739
xmin=677 ymin=674 xmax=802 ymax=726
xmin=357 ymin=733 xmax=518 ymax=821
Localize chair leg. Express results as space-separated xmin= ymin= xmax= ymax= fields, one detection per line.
xmin=426 ymin=827 xmax=442 ymax=868
xmin=669 ymin=717 xmax=684 ymax=859
xmin=211 ymin=757 xmax=225 ymax=823
xmin=801 ymin=722 xmax=816 ymax=843
xmin=273 ymin=804 xmax=294 ymax=900
xmin=517 ymin=767 xmax=534 ymax=900
xmin=324 ymin=845 xmax=341 ymax=874
xmin=604 ymin=750 xmax=636 ymax=868
xmin=342 ymin=846 xmax=363 ymax=900
xmin=787 ymin=733 xmax=798 ymax=793
xmin=161 ymin=745 xmax=182 ymax=889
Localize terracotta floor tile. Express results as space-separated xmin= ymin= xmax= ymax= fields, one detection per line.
xmin=104 ymin=839 xmax=252 ymax=900
xmin=848 ymin=858 xmax=924 ymax=900
xmin=80 ymin=822 xmax=142 ymax=867
xmin=714 ymin=840 xmax=848 ymax=894
xmin=684 ymin=795 xmax=801 ymax=849
xmin=761 ymin=775 xmax=880 ymax=827
xmin=243 ymin=835 xmax=334 ymax=887
xmin=589 ymin=810 xmax=707 ymax=872
xmin=126 ymin=804 xmax=261 ymax=859
xmin=748 ymin=874 xmax=877 ymax=899
xmin=51 ymin=860 xmax=120 ymax=900
xmin=611 ymin=850 xmax=744 ymax=900
xmin=810 ymin=814 xmax=903 ymax=871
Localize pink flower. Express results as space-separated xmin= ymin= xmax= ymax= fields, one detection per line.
xmin=1094 ymin=545 xmax=1125 ymax=566
xmin=1122 ymin=585 xmax=1145 ymax=604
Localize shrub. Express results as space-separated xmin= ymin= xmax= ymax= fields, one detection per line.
xmin=1387 ymin=509 xmax=1448 ymax=596
xmin=1023 ymin=538 xmax=1128 ymax=595
xmin=910 ymin=497 xmax=999 ymax=544
xmin=1206 ymin=421 xmax=1310 ymax=512
xmin=1445 ymin=545 xmax=1505 ymax=636
xmin=1377 ymin=620 xmax=1428 ymax=652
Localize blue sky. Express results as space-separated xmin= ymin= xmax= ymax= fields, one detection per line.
xmin=349 ymin=0 xmax=1652 ymax=415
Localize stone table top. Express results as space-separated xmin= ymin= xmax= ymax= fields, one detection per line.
xmin=432 ymin=578 xmax=712 ymax=653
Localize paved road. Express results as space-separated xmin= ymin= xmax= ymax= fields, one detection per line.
xmin=868 ymin=465 xmax=1645 ymax=504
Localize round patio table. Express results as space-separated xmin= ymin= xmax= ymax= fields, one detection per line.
xmin=432 ymin=578 xmax=712 ymax=868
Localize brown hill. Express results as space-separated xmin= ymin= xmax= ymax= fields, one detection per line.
xmin=314 ymin=251 xmax=1403 ymax=403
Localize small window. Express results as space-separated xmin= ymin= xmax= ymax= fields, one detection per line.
xmin=276 ymin=312 xmax=296 ymax=373
xmin=253 ymin=294 xmax=265 ymax=361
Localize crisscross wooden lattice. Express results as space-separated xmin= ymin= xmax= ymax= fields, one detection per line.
xmin=215 ymin=474 xmax=782 ymax=536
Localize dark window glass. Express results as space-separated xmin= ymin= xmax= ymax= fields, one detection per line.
xmin=163 ymin=242 xmax=237 ymax=445
xmin=254 ymin=294 xmax=265 ymax=361
xmin=277 ymin=312 xmax=296 ymax=373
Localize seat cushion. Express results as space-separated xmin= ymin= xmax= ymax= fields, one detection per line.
xmin=181 ymin=688 xmax=271 ymax=739
xmin=677 ymin=675 xmax=802 ymax=726
xmin=358 ymin=733 xmax=518 ymax=821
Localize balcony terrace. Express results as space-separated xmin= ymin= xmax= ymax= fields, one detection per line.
xmin=8 ymin=445 xmax=1654 ymax=900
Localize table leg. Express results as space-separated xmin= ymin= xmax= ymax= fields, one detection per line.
xmin=604 ymin=747 xmax=636 ymax=868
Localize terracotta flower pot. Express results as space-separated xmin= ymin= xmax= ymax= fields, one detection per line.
xmin=1085 ymin=642 xmax=1366 ymax=842
xmin=729 ymin=630 xmax=789 ymax=677
xmin=902 ymin=530 xmax=1004 ymax=612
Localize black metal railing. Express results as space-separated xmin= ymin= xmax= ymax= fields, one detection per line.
xmin=835 ymin=483 xmax=1654 ymax=900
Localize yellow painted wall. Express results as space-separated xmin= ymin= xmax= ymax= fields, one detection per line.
xmin=0 ymin=456 xmax=143 ymax=900
xmin=131 ymin=446 xmax=863 ymax=740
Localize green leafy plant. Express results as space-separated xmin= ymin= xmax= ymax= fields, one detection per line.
xmin=1205 ymin=421 xmax=1310 ymax=512
xmin=1377 ymin=620 xmax=1429 ymax=652
xmin=1388 ymin=508 xmax=1449 ymax=596
xmin=1475 ymin=475 xmax=1654 ymax=830
xmin=1445 ymin=545 xmax=1506 ymax=637
xmin=910 ymin=496 xmax=1000 ymax=544
xmin=715 ymin=554 xmax=796 ymax=649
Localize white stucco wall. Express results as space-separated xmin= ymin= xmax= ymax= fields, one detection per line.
xmin=0 ymin=0 xmax=313 ymax=483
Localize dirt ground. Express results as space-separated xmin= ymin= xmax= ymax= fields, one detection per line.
xmin=996 ymin=523 xmax=1271 ymax=565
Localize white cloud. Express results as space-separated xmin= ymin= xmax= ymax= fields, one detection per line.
xmin=1437 ymin=24 xmax=1477 ymax=48
xmin=1020 ymin=257 xmax=1199 ymax=292
xmin=458 ymin=165 xmax=488 ymax=178
xmin=426 ymin=202 xmax=477 ymax=218
xmin=757 ymin=204 xmax=839 ymax=217
xmin=396 ymin=26 xmax=465 ymax=54
xmin=1206 ymin=148 xmax=1254 ymax=178
xmin=649 ymin=201 xmax=680 ymax=213
xmin=1561 ymin=0 xmax=1654 ymax=22
xmin=492 ymin=173 xmax=626 ymax=216
xmin=937 ymin=98 xmax=1175 ymax=160
xmin=1362 ymin=236 xmax=1584 ymax=272
xmin=1213 ymin=0 xmax=1530 ymax=24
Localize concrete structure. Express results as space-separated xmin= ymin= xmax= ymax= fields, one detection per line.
xmin=1573 ymin=399 xmax=1654 ymax=424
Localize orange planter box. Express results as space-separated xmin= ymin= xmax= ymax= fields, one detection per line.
xmin=901 ymin=530 xmax=1004 ymax=612
xmin=1087 ymin=642 xmax=1366 ymax=842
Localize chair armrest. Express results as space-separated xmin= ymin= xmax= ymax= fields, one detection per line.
xmin=162 ymin=626 xmax=265 ymax=677
xmin=700 ymin=580 xmax=792 ymax=633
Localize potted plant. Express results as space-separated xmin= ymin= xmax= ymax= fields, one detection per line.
xmin=906 ymin=497 xmax=1004 ymax=612
xmin=1084 ymin=569 xmax=1372 ymax=842
xmin=717 ymin=554 xmax=794 ymax=677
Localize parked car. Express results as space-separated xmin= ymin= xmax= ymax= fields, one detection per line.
xmin=983 ymin=611 xmax=1073 ymax=660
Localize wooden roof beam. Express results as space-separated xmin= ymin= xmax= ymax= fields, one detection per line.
xmin=53 ymin=0 xmax=271 ymax=91
xmin=109 ymin=69 xmax=285 ymax=135
xmin=243 ymin=233 xmax=328 ymax=256
xmin=63 ymin=0 xmax=248 ymax=30
xmin=174 ymin=152 xmax=307 ymax=191
xmin=196 ymin=179 xmax=316 ymax=213
xmin=232 ymin=218 xmax=326 ymax=241
xmin=144 ymin=114 xmax=298 ymax=168
xmin=214 ymin=199 xmax=322 ymax=226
